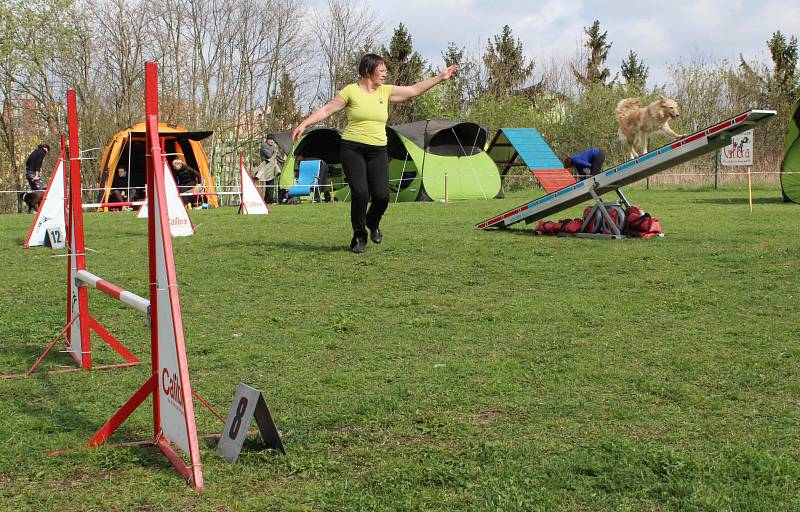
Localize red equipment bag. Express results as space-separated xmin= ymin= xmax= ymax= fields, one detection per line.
xmin=624 ymin=205 xmax=662 ymax=237
xmin=534 ymin=219 xmax=565 ymax=235
xmin=584 ymin=206 xmax=625 ymax=234
xmin=561 ymin=219 xmax=583 ymax=234
xmin=638 ymin=218 xmax=662 ymax=238
xmin=582 ymin=207 xmax=599 ymax=233
xmin=625 ymin=205 xmax=645 ymax=223
xmin=600 ymin=206 xmax=626 ymax=234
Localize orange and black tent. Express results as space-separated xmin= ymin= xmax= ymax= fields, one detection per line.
xmin=97 ymin=122 xmax=218 ymax=209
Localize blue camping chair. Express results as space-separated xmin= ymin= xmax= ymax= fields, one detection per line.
xmin=287 ymin=160 xmax=321 ymax=199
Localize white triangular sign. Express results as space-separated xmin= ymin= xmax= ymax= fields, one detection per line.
xmin=151 ymin=164 xmax=192 ymax=454
xmin=23 ymin=156 xmax=67 ymax=248
xmin=240 ymin=160 xmax=270 ymax=215
xmin=136 ymin=161 xmax=194 ymax=237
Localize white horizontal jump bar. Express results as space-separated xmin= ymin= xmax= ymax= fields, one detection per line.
xmin=75 ymin=269 xmax=150 ymax=315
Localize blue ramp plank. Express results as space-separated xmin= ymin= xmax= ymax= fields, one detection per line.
xmin=500 ymin=128 xmax=563 ymax=170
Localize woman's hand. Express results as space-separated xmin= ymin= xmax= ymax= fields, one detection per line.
xmin=390 ymin=63 xmax=461 ymax=103
xmin=438 ymin=64 xmax=459 ymax=82
xmin=292 ymin=124 xmax=306 ymax=142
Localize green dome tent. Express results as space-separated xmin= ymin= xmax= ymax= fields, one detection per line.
xmin=781 ymin=98 xmax=800 ymax=203
xmin=275 ymin=127 xmax=345 ymax=191
xmin=381 ymin=120 xmax=501 ymax=202
xmin=276 ymin=121 xmax=501 ymax=202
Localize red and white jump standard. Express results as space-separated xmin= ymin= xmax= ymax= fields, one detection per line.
xmin=80 ymin=61 xmax=205 ymax=491
xmin=5 ymin=62 xmax=206 ymax=490
xmin=64 ymin=97 xmax=143 ymax=369
xmin=1 ymin=101 xmax=142 ymax=380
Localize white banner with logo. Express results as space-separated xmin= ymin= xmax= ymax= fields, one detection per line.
xmin=720 ymin=129 xmax=754 ymax=166
xmin=152 ymin=182 xmax=192 ymax=455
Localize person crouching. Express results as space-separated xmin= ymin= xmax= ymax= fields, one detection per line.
xmin=171 ymin=159 xmax=203 ymax=207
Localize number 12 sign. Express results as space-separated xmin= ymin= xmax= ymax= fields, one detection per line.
xmin=218 ymin=383 xmax=285 ymax=463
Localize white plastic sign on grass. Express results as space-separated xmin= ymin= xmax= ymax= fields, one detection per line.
xmin=136 ymin=160 xmax=194 ymax=237
xmin=721 ymin=129 xmax=753 ymax=166
xmin=239 ymin=160 xmax=270 ymax=215
xmin=23 ymin=156 xmax=66 ymax=248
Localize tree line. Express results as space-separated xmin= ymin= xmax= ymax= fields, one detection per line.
xmin=1 ymin=0 xmax=797 ymax=212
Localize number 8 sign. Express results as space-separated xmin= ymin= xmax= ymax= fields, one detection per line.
xmin=228 ymin=396 xmax=249 ymax=438
xmin=218 ymin=383 xmax=285 ymax=463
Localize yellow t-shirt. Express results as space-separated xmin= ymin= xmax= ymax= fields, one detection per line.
xmin=338 ymin=83 xmax=393 ymax=146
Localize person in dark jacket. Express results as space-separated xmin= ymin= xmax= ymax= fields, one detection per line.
xmin=108 ymin=167 xmax=130 ymax=211
xmin=563 ymin=147 xmax=605 ymax=180
xmin=171 ymin=159 xmax=203 ymax=207
xmin=25 ymin=144 xmax=50 ymax=190
xmin=256 ymin=133 xmax=284 ymax=203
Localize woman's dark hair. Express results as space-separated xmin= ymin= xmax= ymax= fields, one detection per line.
xmin=358 ymin=53 xmax=386 ymax=78
xmin=562 ymin=157 xmax=572 ymax=168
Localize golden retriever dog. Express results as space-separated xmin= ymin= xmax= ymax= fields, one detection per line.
xmin=616 ymin=96 xmax=683 ymax=159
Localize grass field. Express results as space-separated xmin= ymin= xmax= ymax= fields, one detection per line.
xmin=0 ymin=187 xmax=798 ymax=511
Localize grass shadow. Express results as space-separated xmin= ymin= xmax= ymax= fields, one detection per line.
xmin=21 ymin=369 xmax=138 ymax=443
xmin=243 ymin=240 xmax=350 ymax=253
xmin=689 ymin=197 xmax=788 ymax=205
xmin=483 ymin=227 xmax=535 ymax=237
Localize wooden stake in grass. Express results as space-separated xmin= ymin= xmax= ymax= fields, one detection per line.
xmin=444 ymin=173 xmax=449 ymax=204
xmin=747 ymin=166 xmax=753 ymax=213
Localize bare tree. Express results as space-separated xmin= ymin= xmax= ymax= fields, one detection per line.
xmin=146 ymin=0 xmax=189 ymax=123
xmin=89 ymin=0 xmax=152 ymax=127
xmin=309 ymin=0 xmax=383 ymax=109
xmin=261 ymin=0 xmax=306 ymax=132
xmin=0 ymin=0 xmax=86 ymax=210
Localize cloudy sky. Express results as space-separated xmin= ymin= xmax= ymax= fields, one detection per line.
xmin=309 ymin=0 xmax=800 ymax=87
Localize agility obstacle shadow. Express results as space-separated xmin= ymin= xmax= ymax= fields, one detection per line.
xmin=477 ymin=110 xmax=776 ymax=232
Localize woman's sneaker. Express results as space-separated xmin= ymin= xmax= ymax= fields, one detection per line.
xmin=350 ymin=236 xmax=366 ymax=254
xmin=351 ymin=239 xmax=366 ymax=254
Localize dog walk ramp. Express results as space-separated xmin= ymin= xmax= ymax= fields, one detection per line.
xmin=477 ymin=110 xmax=775 ymax=230
xmin=488 ymin=128 xmax=566 ymax=195
xmin=488 ymin=128 xmax=564 ymax=173
xmin=530 ymin=169 xmax=576 ymax=193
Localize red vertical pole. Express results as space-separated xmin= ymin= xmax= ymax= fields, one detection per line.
xmin=239 ymin=152 xmax=246 ymax=209
xmin=144 ymin=62 xmax=161 ymax=441
xmin=66 ymin=91 xmax=92 ymax=369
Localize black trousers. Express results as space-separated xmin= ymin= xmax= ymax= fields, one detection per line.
xmin=261 ymin=176 xmax=279 ymax=203
xmin=590 ymin=149 xmax=605 ymax=176
xmin=340 ymin=140 xmax=389 ymax=241
xmin=26 ymin=170 xmax=44 ymax=190
xmin=178 ymin=183 xmax=200 ymax=205
xmin=576 ymin=149 xmax=606 ymax=180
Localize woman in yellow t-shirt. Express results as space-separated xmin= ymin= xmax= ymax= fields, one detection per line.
xmin=292 ymin=53 xmax=458 ymax=254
